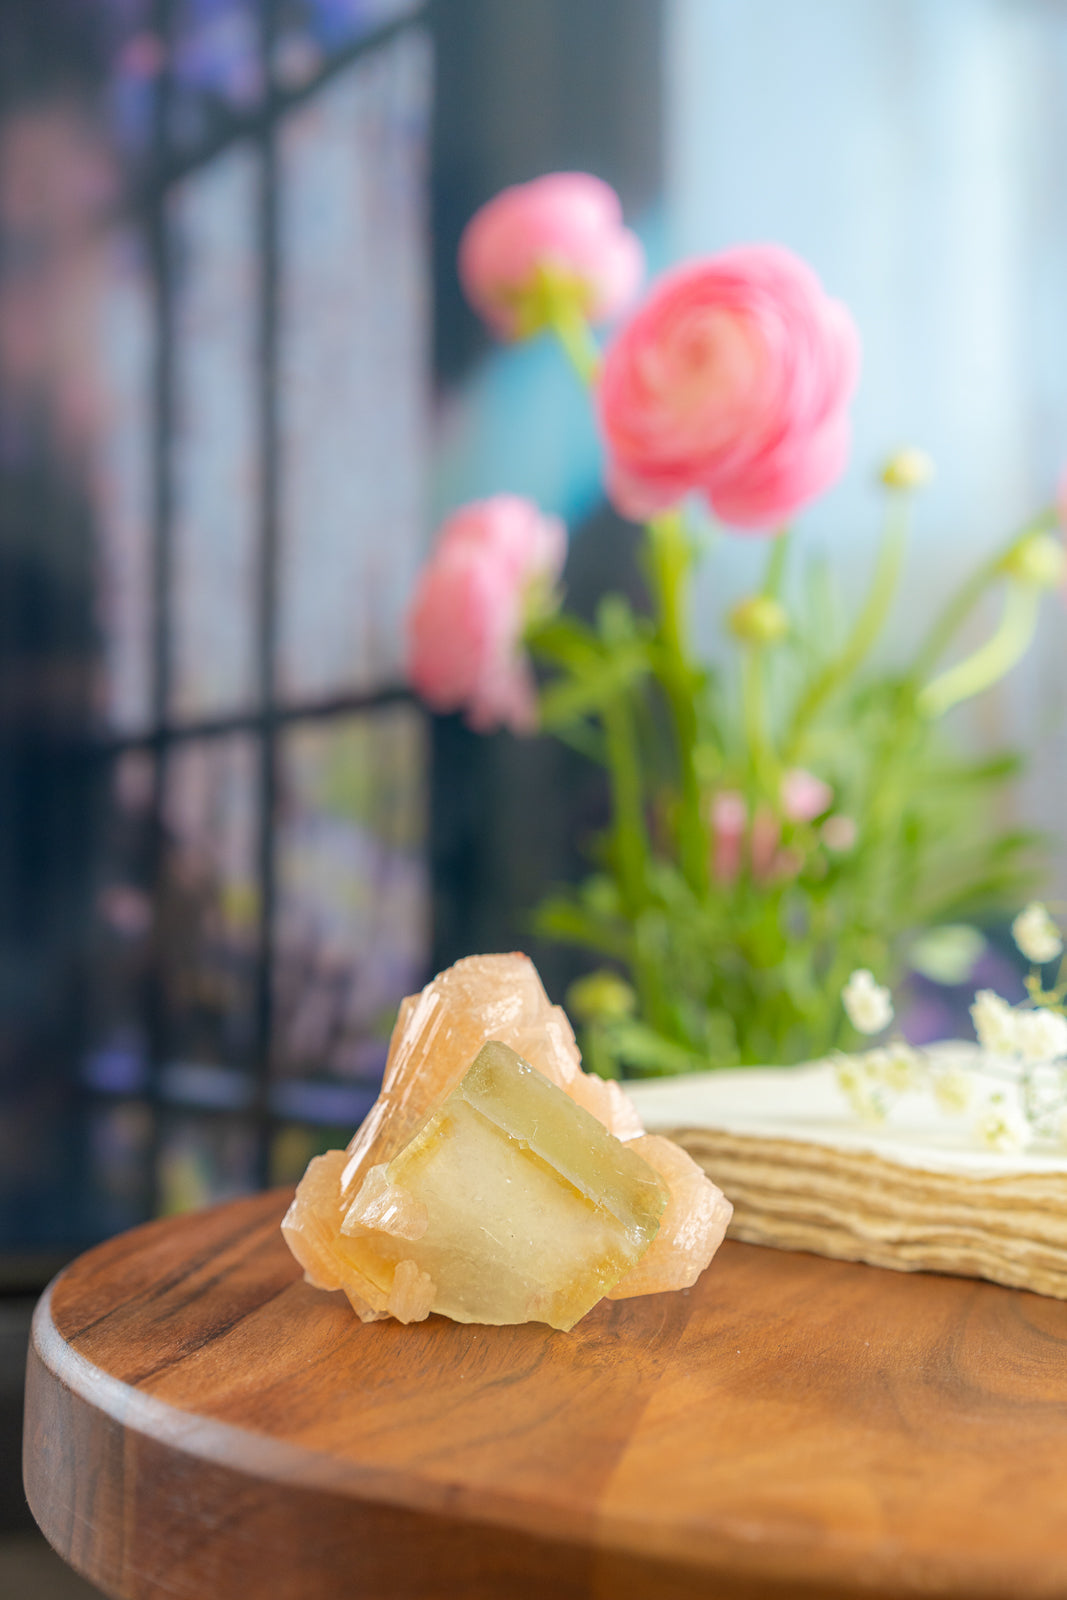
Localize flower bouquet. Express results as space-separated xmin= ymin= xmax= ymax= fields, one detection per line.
xmin=407 ymin=173 xmax=1066 ymax=1081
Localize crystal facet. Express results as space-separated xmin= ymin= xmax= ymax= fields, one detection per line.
xmin=282 ymin=953 xmax=732 ymax=1329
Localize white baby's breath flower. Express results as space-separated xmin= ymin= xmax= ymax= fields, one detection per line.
xmin=1025 ymin=1062 xmax=1065 ymax=1129
xmin=970 ymin=989 xmax=1019 ymax=1056
xmin=932 ymin=1064 xmax=972 ymax=1116
xmin=882 ymin=1042 xmax=922 ymax=1092
xmin=1012 ymin=903 xmax=1064 ymax=966
xmin=864 ymin=1043 xmax=922 ymax=1093
xmin=858 ymin=1046 xmax=888 ymax=1075
xmin=834 ymin=1057 xmax=888 ymax=1123
xmin=1014 ymin=1007 xmax=1067 ymax=1065
xmin=973 ymin=1095 xmax=1029 ymax=1154
xmin=842 ymin=969 xmax=893 ymax=1035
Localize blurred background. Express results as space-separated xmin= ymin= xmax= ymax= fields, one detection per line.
xmin=1 ymin=0 xmax=1065 ymax=1581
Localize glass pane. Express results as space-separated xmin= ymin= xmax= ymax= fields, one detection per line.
xmin=157 ymin=1113 xmax=258 ymax=1214
xmin=108 ymin=4 xmax=164 ymax=177
xmin=170 ymin=0 xmax=265 ymax=152
xmin=270 ymin=1120 xmax=350 ymax=1184
xmin=273 ymin=705 xmax=428 ymax=1088
xmin=277 ymin=33 xmax=430 ymax=700
xmin=160 ymin=735 xmax=260 ymax=1078
xmin=90 ymin=227 xmax=155 ymax=733
xmin=273 ymin=0 xmax=421 ymax=91
xmin=83 ymin=751 xmax=156 ymax=1097
xmin=84 ymin=1101 xmax=154 ymax=1238
xmin=170 ymin=147 xmax=261 ymax=721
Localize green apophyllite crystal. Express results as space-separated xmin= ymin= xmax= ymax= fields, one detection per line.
xmin=339 ymin=1039 xmax=668 ymax=1330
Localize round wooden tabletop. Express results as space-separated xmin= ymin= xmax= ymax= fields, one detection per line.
xmin=23 ymin=1187 xmax=1067 ymax=1600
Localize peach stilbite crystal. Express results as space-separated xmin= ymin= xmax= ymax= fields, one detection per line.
xmin=337 ymin=1040 xmax=668 ymax=1329
xmin=281 ymin=953 xmax=732 ymax=1329
xmin=608 ymin=1135 xmax=733 ymax=1299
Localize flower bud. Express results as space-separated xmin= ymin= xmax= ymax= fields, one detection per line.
xmin=880 ymin=447 xmax=934 ymax=491
xmin=459 ymin=173 xmax=643 ymax=340
xmin=566 ymin=970 xmax=637 ymax=1023
xmin=727 ymin=594 xmax=789 ymax=645
xmin=1001 ymin=531 xmax=1067 ymax=590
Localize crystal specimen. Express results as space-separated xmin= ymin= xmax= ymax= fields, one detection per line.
xmin=282 ymin=953 xmax=732 ymax=1328
xmin=335 ymin=1040 xmax=667 ymax=1329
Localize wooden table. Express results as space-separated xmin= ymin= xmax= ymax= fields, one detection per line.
xmin=23 ymin=1188 xmax=1067 ymax=1600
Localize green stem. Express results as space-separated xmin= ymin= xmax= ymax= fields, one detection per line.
xmin=741 ymin=645 xmax=770 ymax=795
xmin=910 ymin=508 xmax=1057 ymax=685
xmin=646 ymin=510 xmax=707 ymax=894
xmin=785 ymin=499 xmax=908 ymax=763
xmin=763 ymin=530 xmax=790 ymax=598
xmin=599 ymin=696 xmax=677 ymax=1034
xmin=539 ymin=293 xmax=674 ymax=1023
xmin=601 ymin=694 xmax=649 ymax=917
xmin=917 ymin=581 xmax=1042 ymax=719
xmin=742 ymin=535 xmax=791 ymax=794
xmin=546 ymin=300 xmax=601 ymax=385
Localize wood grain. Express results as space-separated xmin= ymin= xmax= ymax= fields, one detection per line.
xmin=22 ymin=1187 xmax=1067 ymax=1600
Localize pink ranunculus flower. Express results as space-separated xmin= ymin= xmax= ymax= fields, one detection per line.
xmin=436 ymin=493 xmax=566 ymax=593
xmin=458 ymin=173 xmax=644 ymax=340
xmin=406 ymin=497 xmax=566 ymax=735
xmin=598 ymin=245 xmax=860 ymax=531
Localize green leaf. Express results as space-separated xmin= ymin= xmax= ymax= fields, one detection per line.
xmin=533 ymin=893 xmax=632 ymax=962
xmin=538 ymin=644 xmax=650 ymax=727
xmin=527 ymin=613 xmax=600 ymax=670
xmin=609 ymin=1019 xmax=705 ymax=1077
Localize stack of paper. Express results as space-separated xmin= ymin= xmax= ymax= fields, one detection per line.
xmin=626 ymin=1044 xmax=1067 ymax=1298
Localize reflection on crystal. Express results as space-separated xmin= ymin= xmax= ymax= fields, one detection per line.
xmin=273 ymin=709 xmax=428 ymax=1084
xmin=278 ymin=33 xmax=429 ymax=698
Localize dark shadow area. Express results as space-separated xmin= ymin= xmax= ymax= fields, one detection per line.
xmin=428 ymin=0 xmax=664 ymax=998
